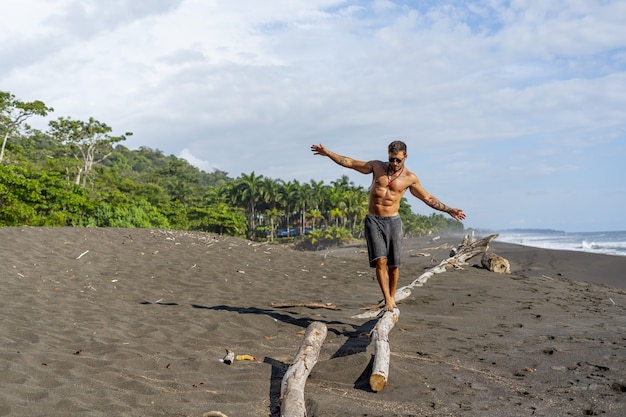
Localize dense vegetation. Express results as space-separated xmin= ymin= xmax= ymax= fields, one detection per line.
xmin=1 ymin=91 xmax=464 ymax=246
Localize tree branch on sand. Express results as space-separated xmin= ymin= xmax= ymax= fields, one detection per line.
xmin=369 ymin=308 xmax=400 ymax=392
xmin=481 ymin=252 xmax=511 ymax=274
xmin=280 ymin=321 xmax=327 ymax=417
xmin=352 ymin=233 xmax=499 ymax=319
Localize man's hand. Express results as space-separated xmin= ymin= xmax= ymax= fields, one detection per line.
xmin=311 ymin=144 xmax=329 ymax=157
xmin=448 ymin=208 xmax=466 ymax=221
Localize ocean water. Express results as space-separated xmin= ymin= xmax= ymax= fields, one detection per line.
xmin=484 ymin=229 xmax=626 ymax=257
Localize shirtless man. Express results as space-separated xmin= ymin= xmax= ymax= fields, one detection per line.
xmin=311 ymin=140 xmax=466 ymax=311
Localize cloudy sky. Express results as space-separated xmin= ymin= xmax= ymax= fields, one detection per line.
xmin=2 ymin=0 xmax=625 ymax=232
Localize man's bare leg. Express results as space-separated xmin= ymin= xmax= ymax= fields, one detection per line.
xmin=388 ymin=266 xmax=399 ymax=309
xmin=375 ymin=258 xmax=397 ymax=311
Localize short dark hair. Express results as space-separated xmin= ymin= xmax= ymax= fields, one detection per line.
xmin=388 ymin=140 xmax=407 ymax=154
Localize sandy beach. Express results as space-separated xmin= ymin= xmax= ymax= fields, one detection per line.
xmin=1 ymin=227 xmax=624 ymax=416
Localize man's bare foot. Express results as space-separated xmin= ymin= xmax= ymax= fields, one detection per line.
xmin=383 ymin=301 xmax=397 ymax=311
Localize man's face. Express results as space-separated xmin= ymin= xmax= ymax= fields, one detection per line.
xmin=388 ymin=151 xmax=406 ymax=172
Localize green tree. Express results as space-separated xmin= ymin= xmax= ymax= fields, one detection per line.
xmin=308 ymin=179 xmax=326 ymax=212
xmin=329 ymin=207 xmax=343 ymax=227
xmin=188 ymin=203 xmax=247 ymax=236
xmin=0 ymin=164 xmax=90 ymax=226
xmin=231 ymin=172 xmax=264 ymax=238
xmin=89 ymin=199 xmax=169 ymax=228
xmin=0 ymin=91 xmax=53 ymax=163
xmin=263 ymin=207 xmax=282 ymax=241
xmin=343 ymin=188 xmax=368 ymax=234
xmin=34 ymin=170 xmax=92 ymax=226
xmin=259 ymin=177 xmax=283 ymax=240
xmin=157 ymin=158 xmax=204 ymax=206
xmin=327 ymin=184 xmax=350 ymax=227
xmin=160 ymin=200 xmax=189 ymax=230
xmin=48 ymin=116 xmax=131 ymax=187
xmin=295 ymin=181 xmax=312 ymax=234
xmin=0 ymin=165 xmax=40 ymax=225
xmin=308 ymin=209 xmax=323 ymax=230
xmin=206 ymin=182 xmax=231 ymax=206
xmin=280 ymin=180 xmax=300 ymax=236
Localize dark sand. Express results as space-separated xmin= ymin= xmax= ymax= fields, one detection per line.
xmin=1 ymin=227 xmax=624 ymax=416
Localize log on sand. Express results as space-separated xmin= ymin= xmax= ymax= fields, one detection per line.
xmin=481 ymin=252 xmax=511 ymax=274
xmin=353 ymin=233 xmax=499 ymax=319
xmin=369 ymin=308 xmax=400 ymax=392
xmin=280 ymin=321 xmax=328 ymax=417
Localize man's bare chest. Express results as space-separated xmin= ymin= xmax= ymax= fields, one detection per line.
xmin=372 ymin=171 xmax=410 ymax=194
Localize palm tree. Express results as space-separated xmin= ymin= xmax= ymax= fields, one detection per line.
xmin=296 ymin=182 xmax=313 ymax=234
xmin=329 ymin=207 xmax=343 ymax=227
xmin=280 ymin=180 xmax=300 ymax=236
xmin=308 ymin=209 xmax=323 ymax=230
xmin=327 ymin=186 xmax=348 ymax=228
xmin=330 ymin=175 xmax=353 ymax=193
xmin=259 ymin=177 xmax=283 ymax=240
xmin=308 ymin=179 xmax=326 ymax=211
xmin=232 ymin=172 xmax=264 ymax=238
xmin=264 ymin=208 xmax=282 ymax=241
xmin=166 ymin=179 xmax=193 ymax=206
xmin=205 ymin=183 xmax=229 ymax=206
xmin=343 ymin=188 xmax=368 ymax=234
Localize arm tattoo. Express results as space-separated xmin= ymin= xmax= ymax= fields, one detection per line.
xmin=428 ymin=198 xmax=451 ymax=213
xmin=338 ymin=157 xmax=348 ymax=166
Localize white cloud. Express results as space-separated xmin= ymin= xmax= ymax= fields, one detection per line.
xmin=178 ymin=149 xmax=220 ymax=173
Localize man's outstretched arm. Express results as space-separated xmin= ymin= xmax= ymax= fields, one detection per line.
xmin=409 ymin=177 xmax=467 ymax=221
xmin=311 ymin=144 xmax=373 ymax=174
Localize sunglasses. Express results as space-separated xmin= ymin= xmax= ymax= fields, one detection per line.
xmin=388 ymin=157 xmax=403 ymax=163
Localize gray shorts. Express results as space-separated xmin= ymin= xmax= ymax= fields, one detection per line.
xmin=364 ymin=214 xmax=403 ymax=268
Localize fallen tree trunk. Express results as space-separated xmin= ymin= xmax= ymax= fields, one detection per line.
xmin=353 ymin=233 xmax=499 ymax=319
xmin=481 ymin=252 xmax=511 ymax=274
xmin=280 ymin=321 xmax=327 ymax=417
xmin=369 ymin=308 xmax=400 ymax=392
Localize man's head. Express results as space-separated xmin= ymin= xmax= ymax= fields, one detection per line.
xmin=388 ymin=140 xmax=407 ymax=171
xmin=388 ymin=140 xmax=407 ymax=155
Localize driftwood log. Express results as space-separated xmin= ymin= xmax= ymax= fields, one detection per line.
xmin=353 ymin=233 xmax=499 ymax=319
xmin=481 ymin=252 xmax=511 ymax=274
xmin=369 ymin=308 xmax=400 ymax=392
xmin=280 ymin=321 xmax=328 ymax=417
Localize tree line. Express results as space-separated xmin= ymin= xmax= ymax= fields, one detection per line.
xmin=1 ymin=90 xmax=464 ymax=245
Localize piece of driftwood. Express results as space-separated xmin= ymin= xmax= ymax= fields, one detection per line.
xmin=369 ymin=308 xmax=400 ymax=392
xmin=271 ymin=302 xmax=339 ymax=310
xmin=280 ymin=321 xmax=328 ymax=417
xmin=481 ymin=252 xmax=511 ymax=274
xmin=352 ymin=233 xmax=499 ymax=319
